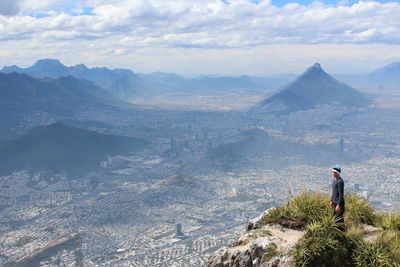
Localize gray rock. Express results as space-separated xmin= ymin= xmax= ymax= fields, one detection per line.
xmin=206 ymin=236 xmax=278 ymax=267
xmin=250 ymin=237 xmax=276 ymax=259
xmin=232 ymin=250 xmax=252 ymax=267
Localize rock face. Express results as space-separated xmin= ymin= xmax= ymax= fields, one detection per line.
xmin=207 ymin=210 xmax=304 ymax=267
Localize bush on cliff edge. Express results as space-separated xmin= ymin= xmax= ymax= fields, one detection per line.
xmin=259 ymin=191 xmax=399 ymax=266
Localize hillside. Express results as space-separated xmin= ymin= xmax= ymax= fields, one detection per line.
xmin=0 ymin=122 xmax=150 ymax=176
xmin=1 ymin=59 xmax=144 ymax=98
xmin=207 ymin=192 xmax=400 ymax=267
xmin=253 ymin=63 xmax=371 ymax=114
xmin=0 ymin=72 xmax=123 ymax=138
xmin=366 ymin=62 xmax=400 ymax=89
xmin=206 ymin=127 xmax=359 ymax=171
xmin=0 ymin=72 xmax=119 ymax=114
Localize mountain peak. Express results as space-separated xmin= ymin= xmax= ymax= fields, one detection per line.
xmin=384 ymin=61 xmax=400 ymax=69
xmin=302 ymin=63 xmax=325 ymax=76
xmin=311 ymin=62 xmax=322 ymax=69
xmin=33 ymin=59 xmax=65 ymax=67
xmin=253 ymin=63 xmax=371 ymax=114
xmin=1 ymin=64 xmax=23 ymax=73
xmin=73 ymin=63 xmax=88 ymax=71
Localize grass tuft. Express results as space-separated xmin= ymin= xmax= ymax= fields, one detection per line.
xmin=352 ymin=240 xmax=395 ymax=267
xmin=378 ymin=212 xmax=400 ymax=232
xmin=345 ymin=193 xmax=376 ymax=225
xmin=294 ymin=213 xmax=350 ymax=266
xmin=259 ymin=191 xmax=330 ymax=228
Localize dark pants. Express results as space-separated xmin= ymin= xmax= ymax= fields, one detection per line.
xmin=333 ymin=203 xmax=345 ymax=231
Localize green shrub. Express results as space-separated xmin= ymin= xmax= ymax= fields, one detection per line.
xmin=378 ymin=212 xmax=400 ymax=232
xmin=352 ymin=240 xmax=395 ymax=267
xmin=259 ymin=206 xmax=294 ymax=225
xmin=260 ymin=191 xmax=331 ymax=227
xmin=376 ymin=230 xmax=400 ymax=263
xmin=345 ymin=223 xmax=364 ymax=242
xmin=287 ymin=191 xmax=331 ymax=223
xmin=375 ymin=212 xmax=400 ymax=263
xmin=345 ymin=193 xmax=376 ymax=226
xmin=294 ymin=213 xmax=351 ymax=266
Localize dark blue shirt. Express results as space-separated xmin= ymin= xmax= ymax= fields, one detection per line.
xmin=331 ymin=177 xmax=345 ymax=207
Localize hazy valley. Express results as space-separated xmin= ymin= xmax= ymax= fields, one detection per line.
xmin=0 ymin=59 xmax=400 ymax=266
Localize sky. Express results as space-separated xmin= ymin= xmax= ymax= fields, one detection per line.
xmin=0 ymin=0 xmax=399 ymax=75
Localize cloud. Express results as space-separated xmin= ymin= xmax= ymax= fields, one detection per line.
xmin=0 ymin=0 xmax=20 ymax=16
xmin=0 ymin=0 xmax=399 ymax=47
xmin=0 ymin=0 xmax=399 ymax=75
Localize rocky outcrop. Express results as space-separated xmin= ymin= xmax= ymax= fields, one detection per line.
xmin=207 ymin=210 xmax=304 ymax=267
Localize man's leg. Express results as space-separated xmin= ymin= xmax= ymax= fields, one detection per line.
xmin=333 ymin=204 xmax=345 ymax=231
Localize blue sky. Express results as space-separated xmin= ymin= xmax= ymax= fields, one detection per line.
xmin=0 ymin=0 xmax=399 ymax=75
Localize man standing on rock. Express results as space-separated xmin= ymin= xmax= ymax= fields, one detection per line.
xmin=330 ymin=166 xmax=345 ymax=231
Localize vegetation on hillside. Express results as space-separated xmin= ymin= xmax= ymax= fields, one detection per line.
xmin=258 ymin=192 xmax=400 ymax=267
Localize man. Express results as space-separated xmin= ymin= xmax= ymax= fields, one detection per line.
xmin=330 ymin=166 xmax=345 ymax=231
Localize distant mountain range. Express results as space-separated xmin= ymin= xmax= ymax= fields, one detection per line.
xmin=0 ymin=72 xmax=123 ymax=138
xmin=0 ymin=72 xmax=118 ymax=112
xmin=1 ymin=59 xmax=144 ymax=98
xmin=334 ymin=62 xmax=400 ymax=90
xmin=252 ymin=63 xmax=372 ymax=114
xmin=1 ymin=59 xmax=292 ymax=99
xmin=367 ymin=62 xmax=400 ymax=88
xmin=0 ymin=122 xmax=150 ymax=176
xmin=3 ymin=59 xmax=398 ymax=101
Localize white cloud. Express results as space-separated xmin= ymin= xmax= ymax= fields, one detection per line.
xmin=0 ymin=0 xmax=398 ymax=45
xmin=0 ymin=0 xmax=399 ymax=75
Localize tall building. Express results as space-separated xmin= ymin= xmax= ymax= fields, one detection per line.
xmin=175 ymin=223 xmax=184 ymax=238
xmin=339 ymin=138 xmax=345 ymax=152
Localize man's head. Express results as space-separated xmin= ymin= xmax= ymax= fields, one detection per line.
xmin=332 ymin=166 xmax=341 ymax=179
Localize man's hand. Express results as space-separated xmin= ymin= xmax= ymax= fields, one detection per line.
xmin=330 ymin=201 xmax=334 ymax=208
xmin=335 ymin=205 xmax=341 ymax=212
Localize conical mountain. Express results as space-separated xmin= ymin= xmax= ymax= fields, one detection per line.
xmin=254 ymin=63 xmax=371 ymax=114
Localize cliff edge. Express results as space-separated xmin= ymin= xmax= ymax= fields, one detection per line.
xmin=206 ymin=192 xmax=399 ymax=267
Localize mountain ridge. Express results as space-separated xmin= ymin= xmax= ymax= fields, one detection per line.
xmin=1 ymin=59 xmax=144 ymax=98
xmin=0 ymin=72 xmax=123 ymax=138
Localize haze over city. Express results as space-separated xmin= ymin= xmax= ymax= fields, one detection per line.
xmin=0 ymin=0 xmax=399 ymax=266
